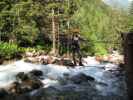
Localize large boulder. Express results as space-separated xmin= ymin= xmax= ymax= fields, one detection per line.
xmin=8 ymin=82 xmax=22 ymax=95
xmin=9 ymin=79 xmax=43 ymax=95
xmin=29 ymin=70 xmax=43 ymax=78
xmin=21 ymin=79 xmax=43 ymax=90
xmin=14 ymin=71 xmax=44 ymax=95
xmin=70 ymin=73 xmax=95 ymax=84
xmin=0 ymin=88 xmax=8 ymax=98
xmin=52 ymin=58 xmax=74 ymax=67
xmin=16 ymin=72 xmax=29 ymax=82
xmin=62 ymin=59 xmax=75 ymax=67
xmin=8 ymin=80 xmax=43 ymax=95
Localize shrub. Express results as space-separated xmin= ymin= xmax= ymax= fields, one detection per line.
xmin=0 ymin=42 xmax=23 ymax=60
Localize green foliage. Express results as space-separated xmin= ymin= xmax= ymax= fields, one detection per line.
xmin=0 ymin=0 xmax=73 ymax=58
xmin=0 ymin=0 xmax=42 ymax=46
xmin=71 ymin=0 xmax=129 ymax=55
xmin=0 ymin=0 xmax=131 ymax=58
xmin=0 ymin=42 xmax=23 ymax=59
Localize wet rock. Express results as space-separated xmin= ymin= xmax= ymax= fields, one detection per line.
xmin=40 ymin=60 xmax=48 ymax=65
xmin=70 ymin=73 xmax=95 ymax=84
xmin=19 ymin=86 xmax=32 ymax=94
xmin=21 ymin=74 xmax=43 ymax=89
xmin=96 ymin=82 xmax=108 ymax=87
xmin=24 ymin=58 xmax=32 ymax=63
xmin=52 ymin=59 xmax=61 ymax=65
xmin=13 ymin=71 xmax=44 ymax=95
xmin=118 ymin=63 xmax=125 ymax=69
xmin=31 ymin=79 xmax=43 ymax=89
xmin=19 ymin=79 xmax=42 ymax=91
xmin=63 ymin=73 xmax=70 ymax=80
xmin=24 ymin=57 xmax=38 ymax=63
xmin=57 ymin=84 xmax=78 ymax=92
xmin=29 ymin=70 xmax=43 ymax=77
xmin=0 ymin=88 xmax=8 ymax=98
xmin=53 ymin=59 xmax=74 ymax=67
xmin=9 ymin=82 xmax=22 ymax=94
xmin=16 ymin=72 xmax=29 ymax=82
xmin=8 ymin=79 xmax=43 ymax=95
xmin=62 ymin=59 xmax=75 ymax=67
xmin=29 ymin=87 xmax=62 ymax=100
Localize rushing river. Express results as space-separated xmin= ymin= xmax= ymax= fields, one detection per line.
xmin=0 ymin=58 xmax=128 ymax=99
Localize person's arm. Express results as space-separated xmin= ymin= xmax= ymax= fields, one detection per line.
xmin=79 ymin=35 xmax=87 ymax=42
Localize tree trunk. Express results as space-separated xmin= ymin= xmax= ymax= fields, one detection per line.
xmin=67 ymin=0 xmax=70 ymax=57
xmin=52 ymin=8 xmax=56 ymax=55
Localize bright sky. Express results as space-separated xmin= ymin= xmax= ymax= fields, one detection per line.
xmin=103 ymin=0 xmax=132 ymax=8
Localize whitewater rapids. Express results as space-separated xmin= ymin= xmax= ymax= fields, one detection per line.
xmin=0 ymin=57 xmax=127 ymax=97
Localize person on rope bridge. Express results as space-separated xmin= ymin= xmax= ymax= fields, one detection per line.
xmin=71 ymin=34 xmax=83 ymax=66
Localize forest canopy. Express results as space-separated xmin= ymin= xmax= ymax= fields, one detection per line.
xmin=0 ymin=0 xmax=132 ymax=59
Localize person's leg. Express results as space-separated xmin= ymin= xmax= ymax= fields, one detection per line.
xmin=77 ymin=49 xmax=83 ymax=66
xmin=72 ymin=49 xmax=77 ymax=66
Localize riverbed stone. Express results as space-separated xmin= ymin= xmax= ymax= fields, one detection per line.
xmin=70 ymin=73 xmax=95 ymax=84
xmin=0 ymin=88 xmax=8 ymax=98
xmin=16 ymin=72 xmax=29 ymax=82
xmin=29 ymin=70 xmax=43 ymax=77
xmin=62 ymin=59 xmax=75 ymax=67
xmin=8 ymin=82 xmax=22 ymax=94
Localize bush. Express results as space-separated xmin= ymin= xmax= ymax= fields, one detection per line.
xmin=94 ymin=43 xmax=108 ymax=56
xmin=0 ymin=42 xmax=23 ymax=60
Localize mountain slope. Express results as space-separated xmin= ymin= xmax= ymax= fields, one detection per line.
xmin=72 ymin=0 xmax=128 ymax=55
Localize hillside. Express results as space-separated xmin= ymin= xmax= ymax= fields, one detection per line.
xmin=0 ymin=0 xmax=130 ymax=60
xmin=71 ymin=0 xmax=128 ymax=55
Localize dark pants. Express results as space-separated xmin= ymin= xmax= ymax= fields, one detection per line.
xmin=72 ymin=47 xmax=83 ymax=66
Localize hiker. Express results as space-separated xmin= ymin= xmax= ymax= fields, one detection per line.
xmin=71 ymin=34 xmax=83 ymax=66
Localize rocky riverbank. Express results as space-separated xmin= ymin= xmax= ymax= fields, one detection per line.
xmin=23 ymin=50 xmax=124 ymax=66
